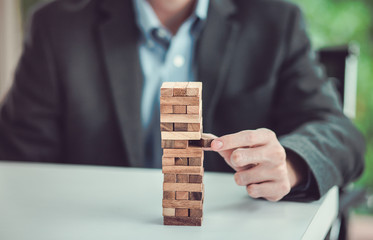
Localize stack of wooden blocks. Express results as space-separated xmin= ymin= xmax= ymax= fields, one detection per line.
xmin=160 ymin=82 xmax=204 ymax=226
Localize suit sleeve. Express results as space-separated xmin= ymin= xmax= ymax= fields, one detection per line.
xmin=0 ymin=9 xmax=62 ymax=163
xmin=273 ymin=6 xmax=365 ymax=199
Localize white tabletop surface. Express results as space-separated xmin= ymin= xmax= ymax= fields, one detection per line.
xmin=0 ymin=161 xmax=338 ymax=240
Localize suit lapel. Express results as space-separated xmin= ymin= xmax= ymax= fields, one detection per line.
xmin=98 ymin=0 xmax=144 ymax=167
xmin=196 ymin=0 xmax=241 ymax=132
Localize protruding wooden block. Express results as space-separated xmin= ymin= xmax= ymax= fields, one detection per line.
xmin=189 ymin=157 xmax=202 ymax=166
xmin=163 ymin=208 xmax=176 ymax=217
xmin=189 ymin=133 xmax=216 ymax=148
xmin=175 ymin=157 xmax=188 ymax=166
xmin=188 ymin=123 xmax=200 ymax=132
xmin=189 ymin=209 xmax=203 ymax=218
xmin=162 ymin=199 xmax=202 ymax=209
xmin=163 ymin=183 xmax=203 ymax=192
xmin=160 ymin=123 xmax=173 ymax=131
xmin=164 ymin=173 xmax=176 ymax=183
xmin=176 ymin=191 xmax=189 ymax=200
xmin=160 ymin=97 xmax=199 ymax=106
xmin=174 ymin=123 xmax=188 ymax=131
xmin=175 ymin=208 xmax=189 ymax=216
xmin=161 ymin=114 xmax=201 ymax=123
xmin=163 ymin=147 xmax=203 ymax=158
xmin=163 ymin=191 xmax=175 ymax=200
xmin=176 ymin=174 xmax=189 ymax=183
xmin=164 ymin=216 xmax=202 ymax=226
xmin=189 ymin=174 xmax=203 ymax=183
xmin=160 ymin=105 xmax=173 ymax=114
xmin=162 ymin=140 xmax=188 ymax=149
xmin=162 ymin=166 xmax=203 ymax=174
xmin=190 ymin=192 xmax=203 ymax=201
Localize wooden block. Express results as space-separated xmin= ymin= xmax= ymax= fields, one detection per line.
xmin=163 ymin=147 xmax=203 ymax=158
xmin=163 ymin=208 xmax=175 ymax=217
xmin=160 ymin=88 xmax=173 ymax=96
xmin=190 ymin=192 xmax=203 ymax=201
xmin=164 ymin=173 xmax=176 ymax=183
xmin=175 ymin=157 xmax=188 ymax=166
xmin=163 ymin=183 xmax=203 ymax=192
xmin=187 ymin=106 xmax=199 ymax=114
xmin=162 ymin=140 xmax=188 ymax=149
xmin=189 ymin=157 xmax=202 ymax=166
xmin=164 ymin=216 xmax=202 ymax=226
xmin=175 ymin=208 xmax=189 ymax=217
xmin=189 ymin=209 xmax=203 ymax=218
xmin=173 ymin=105 xmax=187 ymax=114
xmin=160 ymin=105 xmax=173 ymax=114
xmin=163 ymin=191 xmax=175 ymax=200
xmin=162 ymin=157 xmax=175 ymax=166
xmin=173 ymin=88 xmax=187 ymax=96
xmin=160 ymin=114 xmax=201 ymax=123
xmin=160 ymin=97 xmax=199 ymax=106
xmin=174 ymin=123 xmax=188 ymax=131
xmin=160 ymin=123 xmax=173 ymax=131
xmin=189 ymin=174 xmax=203 ymax=183
xmin=176 ymin=174 xmax=189 ymax=183
xmin=161 ymin=131 xmax=201 ymax=140
xmin=163 ymin=199 xmax=202 ymax=209
xmin=162 ymin=166 xmax=203 ymax=174
xmin=189 ymin=133 xmax=216 ymax=148
xmin=188 ymin=123 xmax=200 ymax=132
xmin=175 ymin=191 xmax=189 ymax=200
xmin=186 ymin=88 xmax=200 ymax=96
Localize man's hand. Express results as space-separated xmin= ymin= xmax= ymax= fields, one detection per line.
xmin=209 ymin=128 xmax=304 ymax=202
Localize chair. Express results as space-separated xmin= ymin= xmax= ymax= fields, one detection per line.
xmin=316 ymin=44 xmax=367 ymax=240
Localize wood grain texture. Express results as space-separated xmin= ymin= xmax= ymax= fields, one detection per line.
xmin=163 ymin=208 xmax=175 ymax=217
xmin=173 ymin=105 xmax=187 ymax=113
xmin=161 ymin=131 xmax=201 ymax=140
xmin=176 ymin=174 xmax=189 ymax=183
xmin=162 ymin=166 xmax=203 ymax=174
xmin=163 ymin=191 xmax=175 ymax=200
xmin=160 ymin=88 xmax=173 ymax=96
xmin=189 ymin=209 xmax=203 ymax=218
xmin=189 ymin=174 xmax=203 ymax=183
xmin=162 ymin=140 xmax=188 ymax=149
xmin=164 ymin=216 xmax=202 ymax=226
xmin=160 ymin=105 xmax=173 ymax=114
xmin=163 ymin=183 xmax=203 ymax=192
xmin=164 ymin=174 xmax=176 ymax=183
xmin=190 ymin=192 xmax=203 ymax=201
xmin=173 ymin=88 xmax=187 ymax=96
xmin=175 ymin=191 xmax=189 ymax=200
xmin=189 ymin=157 xmax=202 ymax=166
xmin=175 ymin=157 xmax=188 ymax=166
xmin=160 ymin=96 xmax=199 ymax=106
xmin=163 ymin=147 xmax=203 ymax=158
xmin=160 ymin=123 xmax=173 ymax=131
xmin=174 ymin=123 xmax=188 ymax=131
xmin=188 ymin=123 xmax=201 ymax=132
xmin=175 ymin=208 xmax=189 ymax=217
xmin=162 ymin=199 xmax=202 ymax=209
xmin=187 ymin=106 xmax=199 ymax=114
xmin=160 ymin=114 xmax=201 ymax=123
xmin=162 ymin=157 xmax=175 ymax=166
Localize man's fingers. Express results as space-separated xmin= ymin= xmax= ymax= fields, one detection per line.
xmin=246 ymin=181 xmax=291 ymax=202
xmin=210 ymin=128 xmax=275 ymax=152
xmin=234 ymin=164 xmax=278 ymax=186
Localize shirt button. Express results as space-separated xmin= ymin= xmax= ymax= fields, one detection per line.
xmin=157 ymin=29 xmax=168 ymax=39
xmin=173 ymin=55 xmax=185 ymax=68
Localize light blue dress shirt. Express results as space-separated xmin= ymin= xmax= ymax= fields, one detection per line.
xmin=133 ymin=0 xmax=209 ymax=167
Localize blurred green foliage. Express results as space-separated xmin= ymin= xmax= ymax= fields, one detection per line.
xmin=289 ymin=0 xmax=373 ymax=192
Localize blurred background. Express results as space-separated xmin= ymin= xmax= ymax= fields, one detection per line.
xmin=0 ymin=0 xmax=372 ymax=239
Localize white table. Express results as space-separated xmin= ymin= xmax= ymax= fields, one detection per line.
xmin=0 ymin=162 xmax=338 ymax=240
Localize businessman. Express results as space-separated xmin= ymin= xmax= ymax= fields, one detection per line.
xmin=0 ymin=0 xmax=365 ymax=201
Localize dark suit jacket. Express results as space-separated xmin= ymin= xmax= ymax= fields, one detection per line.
xmin=0 ymin=0 xmax=365 ymax=199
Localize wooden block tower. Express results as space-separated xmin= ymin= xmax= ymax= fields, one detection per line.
xmin=160 ymin=82 xmax=204 ymax=226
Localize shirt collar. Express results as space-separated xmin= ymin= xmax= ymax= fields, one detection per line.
xmin=133 ymin=0 xmax=209 ymax=39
